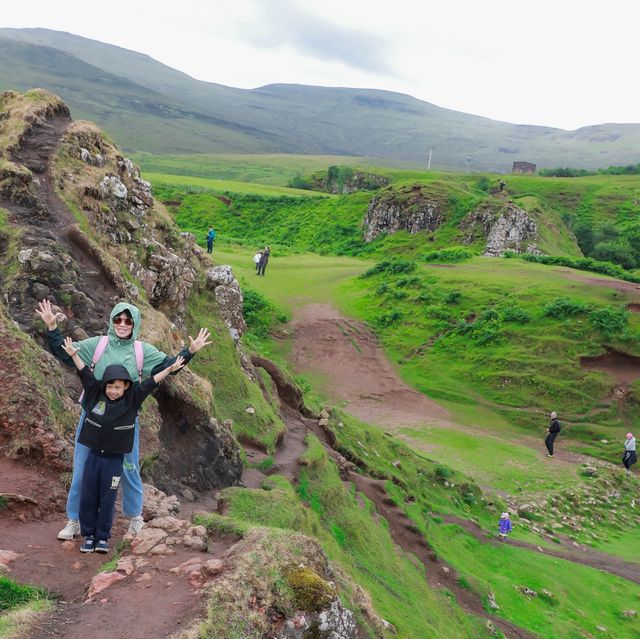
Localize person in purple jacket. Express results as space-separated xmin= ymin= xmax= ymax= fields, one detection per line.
xmin=498 ymin=512 xmax=512 ymax=542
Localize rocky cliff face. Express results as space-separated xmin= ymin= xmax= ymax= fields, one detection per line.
xmin=462 ymin=203 xmax=540 ymax=256
xmin=363 ymin=185 xmax=445 ymax=242
xmin=362 ymin=183 xmax=540 ymax=255
xmin=0 ymin=89 xmax=242 ymax=496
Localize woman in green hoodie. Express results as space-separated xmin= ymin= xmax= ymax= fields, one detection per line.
xmin=36 ymin=299 xmax=211 ymax=539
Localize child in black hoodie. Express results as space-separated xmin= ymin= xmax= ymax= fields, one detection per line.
xmin=62 ymin=337 xmax=184 ymax=553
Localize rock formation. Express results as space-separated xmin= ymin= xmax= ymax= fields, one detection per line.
xmin=462 ymin=203 xmax=540 ymax=256
xmin=363 ymin=185 xmax=444 ymax=242
xmin=0 ymin=89 xmax=242 ymax=496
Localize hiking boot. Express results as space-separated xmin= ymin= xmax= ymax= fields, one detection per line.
xmin=95 ymin=540 xmax=109 ymax=554
xmin=80 ymin=537 xmax=96 ymax=553
xmin=127 ymin=515 xmax=144 ymax=536
xmin=546 ymin=454 xmax=554 ymax=458
xmin=57 ymin=519 xmax=81 ymax=540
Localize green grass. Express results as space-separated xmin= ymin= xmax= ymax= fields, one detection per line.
xmin=135 ymin=153 xmax=401 ymax=186
xmin=216 ymin=439 xmax=485 ymax=639
xmin=337 ymin=256 xmax=640 ymax=452
xmin=186 ymin=288 xmax=285 ymax=452
xmin=400 ymin=425 xmax=579 ymax=492
xmin=146 ymin=172 xmax=325 ymax=197
xmin=212 ymin=246 xmax=370 ymax=311
xmin=425 ymin=523 xmax=640 ymax=639
xmin=0 ymin=577 xmax=47 ymax=613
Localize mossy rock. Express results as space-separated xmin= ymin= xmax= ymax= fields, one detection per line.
xmin=286 ymin=567 xmax=335 ymax=612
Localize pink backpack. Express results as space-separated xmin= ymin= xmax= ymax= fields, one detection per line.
xmin=79 ymin=336 xmax=144 ymax=403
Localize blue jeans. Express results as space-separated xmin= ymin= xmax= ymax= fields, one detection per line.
xmin=66 ymin=411 xmax=143 ymax=519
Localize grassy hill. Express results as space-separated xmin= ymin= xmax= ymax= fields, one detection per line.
xmin=2 ymin=28 xmax=640 ymax=169
xmin=153 ymin=166 xmax=640 ymax=464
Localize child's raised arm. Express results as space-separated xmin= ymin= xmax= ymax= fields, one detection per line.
xmin=153 ymin=355 xmax=186 ymax=385
xmin=62 ymin=336 xmax=86 ymax=371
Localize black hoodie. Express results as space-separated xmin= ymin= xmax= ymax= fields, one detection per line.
xmin=548 ymin=418 xmax=561 ymax=435
xmin=77 ymin=364 xmax=157 ymax=454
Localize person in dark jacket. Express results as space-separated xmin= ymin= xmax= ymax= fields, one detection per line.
xmin=258 ymin=245 xmax=270 ymax=276
xmin=62 ymin=336 xmax=184 ymax=553
xmin=545 ymin=411 xmax=561 ymax=457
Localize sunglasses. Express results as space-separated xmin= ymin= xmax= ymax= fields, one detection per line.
xmin=113 ymin=316 xmax=133 ymax=326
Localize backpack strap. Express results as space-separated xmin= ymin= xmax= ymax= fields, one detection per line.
xmin=79 ymin=335 xmax=109 ymax=404
xmin=133 ymin=340 xmax=144 ymax=382
xmin=89 ymin=335 xmax=110 ymax=372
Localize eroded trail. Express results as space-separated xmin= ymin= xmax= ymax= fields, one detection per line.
xmin=290 ymin=303 xmax=451 ymax=428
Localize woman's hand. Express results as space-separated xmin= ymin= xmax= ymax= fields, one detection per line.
xmin=188 ymin=328 xmax=212 ymax=354
xmin=35 ymin=299 xmax=59 ymax=330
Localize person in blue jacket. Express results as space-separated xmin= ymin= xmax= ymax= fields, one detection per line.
xmin=498 ymin=512 xmax=512 ymax=542
xmin=207 ymin=228 xmax=216 ymax=253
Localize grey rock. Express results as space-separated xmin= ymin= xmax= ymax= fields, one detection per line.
xmin=363 ymin=188 xmax=444 ymax=242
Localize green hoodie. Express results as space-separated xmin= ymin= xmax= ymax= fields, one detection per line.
xmin=48 ymin=302 xmax=187 ymax=380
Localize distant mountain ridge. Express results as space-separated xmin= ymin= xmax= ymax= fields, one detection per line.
xmin=1 ymin=27 xmax=639 ymax=170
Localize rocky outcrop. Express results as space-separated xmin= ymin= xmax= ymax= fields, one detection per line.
xmin=462 ymin=203 xmax=539 ymax=256
xmin=0 ymin=306 xmax=75 ymax=471
xmin=206 ymin=265 xmax=247 ymax=340
xmin=362 ymin=185 xmax=444 ymax=242
xmin=151 ymin=374 xmax=243 ymax=497
xmin=0 ymin=91 xmax=243 ymax=505
xmin=313 ymin=166 xmax=388 ymax=194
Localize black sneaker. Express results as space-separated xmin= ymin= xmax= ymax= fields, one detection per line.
xmin=80 ymin=536 xmax=96 ymax=553
xmin=95 ymin=540 xmax=109 ymax=554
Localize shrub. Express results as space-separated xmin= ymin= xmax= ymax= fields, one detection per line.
xmin=434 ymin=464 xmax=453 ymax=480
xmin=287 ymin=174 xmax=312 ymax=190
xmin=543 ymin=297 xmax=588 ymax=319
xmin=362 ymin=259 xmax=416 ymax=277
xmin=444 ymin=290 xmax=462 ymax=304
xmin=243 ymin=288 xmax=285 ymax=337
xmin=500 ymin=305 xmax=531 ymax=323
xmin=588 ymin=306 xmax=629 ymax=336
xmin=373 ymin=310 xmax=404 ymax=327
xmin=422 ymin=247 xmax=474 ymax=263
xmin=475 ymin=177 xmax=491 ymax=192
xmin=396 ymin=276 xmax=422 ymax=288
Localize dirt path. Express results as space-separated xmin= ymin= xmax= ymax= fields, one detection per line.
xmin=290 ymin=303 xmax=452 ymax=428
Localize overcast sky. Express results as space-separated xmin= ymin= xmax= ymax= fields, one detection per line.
xmin=3 ymin=0 xmax=638 ymax=130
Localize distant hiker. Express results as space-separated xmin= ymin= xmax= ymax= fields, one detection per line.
xmin=61 ymin=336 xmax=185 ymax=553
xmin=498 ymin=512 xmax=512 ymax=542
xmin=253 ymin=250 xmax=263 ymax=272
xmin=623 ymin=432 xmax=637 ymax=474
xmin=258 ymin=245 xmax=270 ymax=276
xmin=206 ymin=228 xmax=216 ymax=253
xmin=499 ymin=179 xmax=506 ymax=192
xmin=545 ymin=411 xmax=561 ymax=457
xmin=35 ymin=299 xmax=211 ymax=540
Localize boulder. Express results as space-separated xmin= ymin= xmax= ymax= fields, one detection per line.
xmin=87 ymin=571 xmax=126 ymax=599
